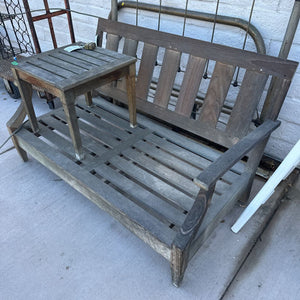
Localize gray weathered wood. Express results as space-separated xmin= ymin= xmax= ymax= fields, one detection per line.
xmin=154 ymin=49 xmax=181 ymax=108
xmin=198 ymin=62 xmax=235 ymax=126
xmin=16 ymin=128 xmax=174 ymax=260
xmin=175 ymin=56 xmax=206 ymax=116
xmin=226 ymin=70 xmax=268 ymax=137
xmin=12 ymin=69 xmax=38 ymax=133
xmin=106 ymin=33 xmax=120 ymax=51
xmin=97 ymin=17 xmax=297 ymax=79
xmin=60 ymin=91 xmax=84 ymax=160
xmin=136 ymin=43 xmax=158 ymax=100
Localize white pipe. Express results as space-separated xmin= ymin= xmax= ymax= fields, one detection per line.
xmin=231 ymin=139 xmax=300 ymax=233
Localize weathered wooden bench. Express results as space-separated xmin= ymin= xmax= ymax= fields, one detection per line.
xmin=7 ymin=17 xmax=298 ymax=286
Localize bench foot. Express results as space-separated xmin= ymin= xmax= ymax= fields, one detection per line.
xmin=171 ymin=246 xmax=188 ymax=287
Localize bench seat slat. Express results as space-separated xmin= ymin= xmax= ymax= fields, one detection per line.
xmin=42 ymin=114 xmax=114 ymax=157
xmin=132 ymin=139 xmax=232 ymax=195
xmin=144 ymin=134 xmax=240 ymax=184
xmin=108 ymin=155 xmax=195 ymax=212
xmin=94 ymin=164 xmax=186 ymax=227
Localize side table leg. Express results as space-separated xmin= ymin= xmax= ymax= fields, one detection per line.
xmin=126 ymin=63 xmax=137 ymax=128
xmin=61 ymin=91 xmax=84 ymax=160
xmin=12 ymin=69 xmax=39 ymax=133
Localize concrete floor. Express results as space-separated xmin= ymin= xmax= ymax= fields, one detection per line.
xmin=0 ymin=80 xmax=299 ymax=299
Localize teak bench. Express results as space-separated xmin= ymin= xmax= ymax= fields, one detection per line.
xmin=7 ymin=17 xmax=298 ymax=286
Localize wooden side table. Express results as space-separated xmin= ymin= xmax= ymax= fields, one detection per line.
xmin=12 ymin=43 xmax=137 ymax=160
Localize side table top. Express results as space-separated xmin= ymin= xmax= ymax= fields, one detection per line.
xmin=12 ymin=42 xmax=136 ymax=91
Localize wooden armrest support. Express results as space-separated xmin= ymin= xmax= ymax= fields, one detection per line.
xmin=6 ymin=102 xmax=27 ymax=131
xmin=6 ymin=102 xmax=28 ymax=162
xmin=193 ymin=120 xmax=280 ymax=191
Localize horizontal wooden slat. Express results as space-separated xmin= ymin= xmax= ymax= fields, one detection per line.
xmin=133 ymin=139 xmax=232 ymax=195
xmin=121 ymin=147 xmax=199 ymax=197
xmin=36 ymin=54 xmax=87 ymax=74
xmin=52 ymin=110 xmax=121 ymax=148
xmin=109 ymin=155 xmax=195 ymax=212
xmin=94 ymin=164 xmax=186 ymax=227
xmin=42 ymin=114 xmax=113 ymax=158
xmin=61 ymin=50 xmax=110 ymax=66
xmin=75 ymin=107 xmax=131 ymax=141
xmin=76 ymin=103 xmax=142 ymax=134
xmin=50 ymin=51 xmax=95 ymax=69
xmin=27 ymin=58 xmax=76 ymax=78
xmin=98 ymin=86 xmax=239 ymax=148
xmin=144 ymin=134 xmax=240 ymax=184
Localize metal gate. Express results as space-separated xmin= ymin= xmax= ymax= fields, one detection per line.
xmin=0 ymin=0 xmax=34 ymax=59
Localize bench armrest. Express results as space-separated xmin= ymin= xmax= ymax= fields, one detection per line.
xmin=193 ymin=119 xmax=280 ymax=191
xmin=171 ymin=119 xmax=280 ymax=272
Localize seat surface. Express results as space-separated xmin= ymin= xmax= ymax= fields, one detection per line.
xmin=15 ymin=97 xmax=246 ymax=260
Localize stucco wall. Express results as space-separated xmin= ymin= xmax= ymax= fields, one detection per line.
xmin=1 ymin=0 xmax=299 ymax=160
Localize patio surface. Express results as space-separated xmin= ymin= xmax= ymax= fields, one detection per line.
xmin=0 ymin=79 xmax=299 ymax=299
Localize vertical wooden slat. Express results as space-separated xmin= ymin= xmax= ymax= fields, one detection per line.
xmin=136 ymin=43 xmax=158 ymax=100
xmin=154 ymin=49 xmax=181 ymax=108
xmin=104 ymin=33 xmax=121 ymax=91
xmin=198 ymin=62 xmax=235 ymax=126
xmin=261 ymin=77 xmax=292 ymax=121
xmin=175 ymin=55 xmax=206 ymax=116
xmin=106 ymin=33 xmax=120 ymax=51
xmin=226 ymin=70 xmax=268 ymax=138
xmin=117 ymin=39 xmax=138 ymax=91
xmin=123 ymin=38 xmax=138 ymax=57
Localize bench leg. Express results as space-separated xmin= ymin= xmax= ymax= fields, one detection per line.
xmin=126 ymin=63 xmax=137 ymax=128
xmin=61 ymin=91 xmax=84 ymax=160
xmin=85 ymin=91 xmax=93 ymax=106
xmin=171 ymin=245 xmax=189 ymax=287
xmin=171 ymin=188 xmax=214 ymax=287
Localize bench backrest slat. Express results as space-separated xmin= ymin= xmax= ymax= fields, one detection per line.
xmin=123 ymin=38 xmax=138 ymax=57
xmin=154 ymin=49 xmax=181 ymax=108
xmin=198 ymin=62 xmax=235 ymax=127
xmin=226 ymin=70 xmax=268 ymax=137
xmin=136 ymin=43 xmax=158 ymax=100
xmin=175 ymin=55 xmax=206 ymax=116
xmin=106 ymin=33 xmax=119 ymax=51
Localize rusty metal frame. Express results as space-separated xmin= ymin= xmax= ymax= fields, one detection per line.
xmin=22 ymin=0 xmax=75 ymax=53
xmin=111 ymin=0 xmax=266 ymax=54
